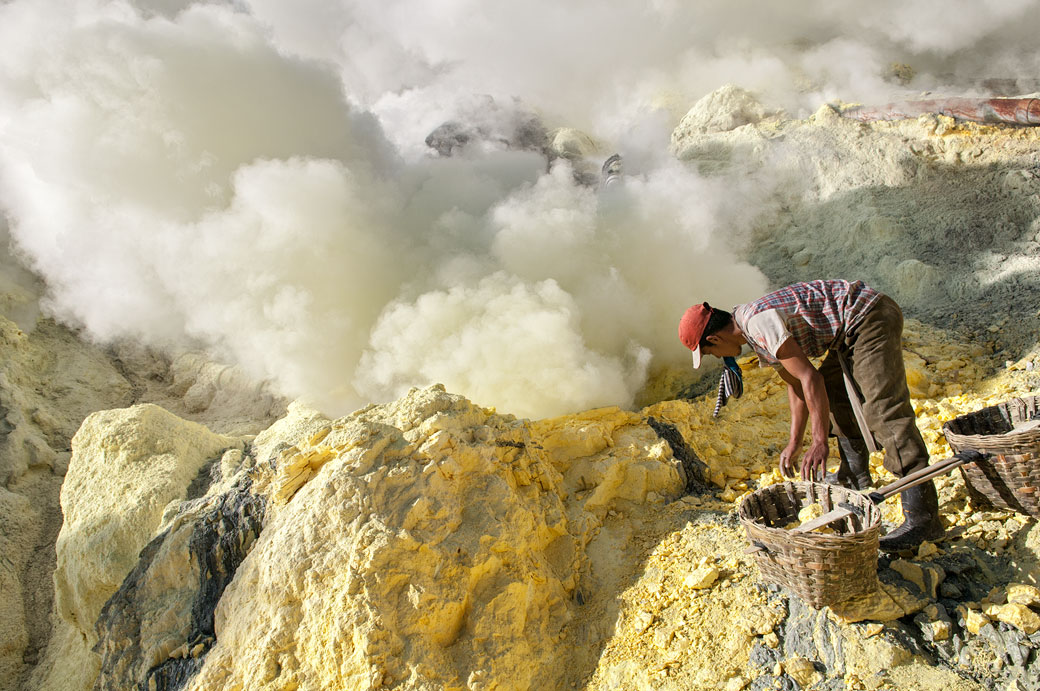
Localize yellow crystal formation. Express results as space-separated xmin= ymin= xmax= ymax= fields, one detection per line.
xmin=33 ymin=325 xmax=1039 ymax=691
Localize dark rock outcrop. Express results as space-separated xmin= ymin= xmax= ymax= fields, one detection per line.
xmin=92 ymin=468 xmax=266 ymax=691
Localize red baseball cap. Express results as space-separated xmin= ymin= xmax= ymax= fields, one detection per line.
xmin=678 ymin=302 xmax=712 ymax=368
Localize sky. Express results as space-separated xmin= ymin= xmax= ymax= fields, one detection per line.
xmin=1 ymin=0 xmax=1039 ymax=417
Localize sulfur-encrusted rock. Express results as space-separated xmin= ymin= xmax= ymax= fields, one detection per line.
xmin=984 ymin=585 xmax=1008 ymax=606
xmin=148 ymin=385 xmax=688 ymax=691
xmin=839 ymin=631 xmax=914 ymax=679
xmin=829 ymin=581 xmax=924 ymax=624
xmin=671 ymin=85 xmax=776 ymax=143
xmin=918 ymin=542 xmax=940 ymax=558
xmin=921 ymin=619 xmax=953 ymax=642
xmin=683 ymin=561 xmax=720 ymax=590
xmin=915 ymin=603 xmax=955 ymax=644
xmin=0 ymin=488 xmax=34 ymax=687
xmin=890 ymin=559 xmax=945 ymax=599
xmin=1008 ymin=584 xmax=1040 ymax=608
xmin=723 ymin=675 xmax=748 ymax=691
xmin=0 ymin=312 xmax=142 ymax=691
xmin=35 ymin=404 xmax=241 ymax=690
xmin=862 ymin=623 xmax=884 ymax=637
xmin=783 ymin=656 xmax=820 ymax=688
xmin=964 ymin=608 xmax=991 ymax=635
xmin=985 ymin=604 xmax=1040 ymax=635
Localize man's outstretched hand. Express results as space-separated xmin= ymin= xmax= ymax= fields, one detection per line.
xmin=779 ymin=439 xmax=829 ymax=481
xmin=779 ymin=441 xmax=800 ymax=478
xmin=799 ymin=440 xmax=829 ymax=482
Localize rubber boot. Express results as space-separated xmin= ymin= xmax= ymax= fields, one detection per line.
xmin=878 ymin=481 xmax=944 ymax=553
xmin=824 ymin=437 xmax=873 ymax=490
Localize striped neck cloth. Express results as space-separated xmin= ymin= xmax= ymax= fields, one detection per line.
xmin=713 ymin=356 xmax=743 ymax=418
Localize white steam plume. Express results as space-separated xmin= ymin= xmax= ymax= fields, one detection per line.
xmin=2 ymin=0 xmax=1039 ymax=417
xmin=246 ymin=0 xmax=1040 ymax=135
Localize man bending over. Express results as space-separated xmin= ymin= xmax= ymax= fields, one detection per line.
xmin=678 ymin=279 xmax=941 ymax=552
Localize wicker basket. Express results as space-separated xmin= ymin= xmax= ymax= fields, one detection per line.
xmin=942 ymin=394 xmax=1040 ymax=517
xmin=739 ymin=481 xmax=881 ymax=608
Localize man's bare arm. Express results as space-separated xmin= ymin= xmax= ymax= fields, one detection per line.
xmin=775 ymin=367 xmax=808 ymax=477
xmin=775 ymin=338 xmax=830 ymax=480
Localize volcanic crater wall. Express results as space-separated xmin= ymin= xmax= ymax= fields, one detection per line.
xmin=7 ymin=85 xmax=1040 ymax=691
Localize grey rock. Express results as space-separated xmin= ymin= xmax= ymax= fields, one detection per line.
xmin=939 ymin=581 xmax=963 ymax=599
xmin=748 ymin=643 xmax=780 ymax=670
xmin=813 ymin=678 xmax=846 ymax=691
xmin=1009 ymin=641 xmax=1031 ymax=667
xmin=958 ymin=644 xmax=975 ymax=668
xmin=979 ymin=622 xmax=1011 ymax=664
xmin=782 ymin=598 xmax=843 ymax=672
xmin=425 ymin=121 xmax=474 ymax=157
xmin=92 ymin=469 xmax=266 ymax=691
xmin=749 ymin=673 xmax=799 ymax=691
xmin=423 ymin=99 xmax=549 ymax=159
xmin=646 ymin=416 xmax=710 ymax=492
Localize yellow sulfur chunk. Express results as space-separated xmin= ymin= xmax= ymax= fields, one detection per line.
xmin=782 ymin=503 xmax=835 ymax=534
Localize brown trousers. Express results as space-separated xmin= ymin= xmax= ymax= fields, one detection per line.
xmin=818 ymin=295 xmax=930 ymax=477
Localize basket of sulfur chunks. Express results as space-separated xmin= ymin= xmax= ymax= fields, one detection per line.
xmin=739 ymin=481 xmax=881 ymax=608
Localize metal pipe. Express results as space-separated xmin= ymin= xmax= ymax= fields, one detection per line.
xmin=843 ymin=97 xmax=1040 ymax=126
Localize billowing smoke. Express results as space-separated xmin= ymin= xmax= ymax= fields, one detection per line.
xmin=1 ymin=0 xmax=1038 ymax=417
xmin=241 ymin=0 xmax=1040 ymax=140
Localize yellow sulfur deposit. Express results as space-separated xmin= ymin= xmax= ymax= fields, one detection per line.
xmin=985 ymin=603 xmax=1040 ymax=634
xmin=828 ymin=580 xmax=925 ymax=624
xmin=780 ymin=502 xmax=836 ymax=533
xmin=963 ymin=608 xmax=992 ymax=635
xmin=5 ymin=72 xmax=1040 ymax=691
xmin=783 ymin=656 xmax=821 ymax=688
xmin=13 ymin=318 xmax=1030 ymax=691
xmin=1008 ymin=583 xmax=1040 ymax=607
xmin=28 ymin=311 xmax=1038 ymax=691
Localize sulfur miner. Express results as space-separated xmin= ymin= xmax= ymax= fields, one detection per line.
xmin=678 ymin=279 xmax=942 ymax=552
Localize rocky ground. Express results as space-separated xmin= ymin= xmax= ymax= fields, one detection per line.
xmin=0 ymin=309 xmax=287 ymax=691
xmin=3 ymin=86 xmax=1040 ymax=691
xmin=13 ymin=335 xmax=1040 ymax=691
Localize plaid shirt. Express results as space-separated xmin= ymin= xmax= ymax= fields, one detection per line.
xmin=733 ymin=280 xmax=882 ymax=365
